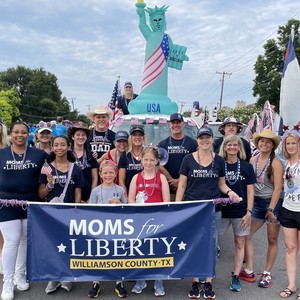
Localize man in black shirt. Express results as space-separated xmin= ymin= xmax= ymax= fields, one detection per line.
xmin=117 ymin=82 xmax=138 ymax=115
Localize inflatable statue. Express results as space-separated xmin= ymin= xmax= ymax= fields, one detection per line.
xmin=128 ymin=0 xmax=189 ymax=115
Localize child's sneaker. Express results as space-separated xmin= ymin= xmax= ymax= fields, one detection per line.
xmin=131 ymin=280 xmax=147 ymax=294
xmin=154 ymin=280 xmax=165 ymax=297
xmin=203 ymin=282 xmax=215 ymax=299
xmin=258 ymin=273 xmax=272 ymax=288
xmin=115 ymin=282 xmax=128 ymax=298
xmin=239 ymin=269 xmax=256 ymax=283
xmin=230 ymin=275 xmax=241 ymax=292
xmin=188 ymin=282 xmax=200 ymax=299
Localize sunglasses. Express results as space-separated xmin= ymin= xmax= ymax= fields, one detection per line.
xmin=285 ymin=167 xmax=291 ymax=180
xmin=125 ymin=86 xmax=132 ymax=88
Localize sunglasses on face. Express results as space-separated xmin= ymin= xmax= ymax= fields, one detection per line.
xmin=125 ymin=86 xmax=132 ymax=89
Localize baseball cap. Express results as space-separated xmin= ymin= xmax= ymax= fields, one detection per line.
xmin=124 ymin=81 xmax=133 ymax=87
xmin=129 ymin=124 xmax=145 ymax=135
xmin=197 ymin=126 xmax=213 ymax=138
xmin=170 ymin=113 xmax=184 ymax=122
xmin=115 ymin=130 xmax=129 ymax=141
xmin=38 ymin=122 xmax=52 ymax=134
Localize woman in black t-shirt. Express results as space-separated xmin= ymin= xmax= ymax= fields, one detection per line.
xmin=0 ymin=121 xmax=47 ymax=300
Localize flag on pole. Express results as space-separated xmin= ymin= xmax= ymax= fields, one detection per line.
xmin=280 ymin=27 xmax=300 ymax=127
xmin=109 ymin=78 xmax=120 ymax=120
xmin=262 ymin=101 xmax=274 ymax=130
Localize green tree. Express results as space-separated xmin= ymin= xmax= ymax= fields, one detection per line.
xmin=253 ymin=19 xmax=300 ymax=110
xmin=0 ymin=66 xmax=73 ymax=123
xmin=0 ymin=89 xmax=21 ymax=124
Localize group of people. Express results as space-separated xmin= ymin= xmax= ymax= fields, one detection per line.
xmin=0 ymin=108 xmax=300 ymax=300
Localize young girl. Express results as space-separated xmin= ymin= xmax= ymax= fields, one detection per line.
xmin=87 ymin=160 xmax=127 ymax=298
xmin=38 ymin=135 xmax=84 ymax=294
xmin=128 ymin=147 xmax=170 ymax=296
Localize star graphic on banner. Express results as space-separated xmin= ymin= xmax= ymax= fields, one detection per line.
xmin=57 ymin=243 xmax=66 ymax=252
xmin=178 ymin=241 xmax=187 ymax=250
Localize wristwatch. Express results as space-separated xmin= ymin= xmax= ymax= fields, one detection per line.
xmin=267 ymin=207 xmax=274 ymax=213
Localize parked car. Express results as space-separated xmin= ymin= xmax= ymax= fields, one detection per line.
xmin=109 ymin=114 xmax=199 ymax=145
xmin=207 ymin=121 xmax=247 ymax=139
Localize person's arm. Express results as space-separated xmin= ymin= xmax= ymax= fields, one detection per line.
xmin=175 ymin=175 xmax=187 ymax=202
xmin=38 ymin=174 xmax=55 ymax=199
xmin=161 ymin=174 xmax=170 ymax=202
xmin=75 ymin=188 xmax=81 ymax=203
xmin=91 ymin=168 xmax=99 ymax=190
xmin=127 ymin=175 xmax=138 ymax=203
xmin=98 ymin=152 xmax=109 ymax=164
xmin=241 ymin=184 xmax=254 ymax=228
xmin=118 ymin=168 xmax=127 ymax=196
xmin=218 ymin=176 xmax=240 ymax=203
xmin=266 ymin=157 xmax=284 ymax=220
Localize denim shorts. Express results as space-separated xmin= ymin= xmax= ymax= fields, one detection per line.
xmin=252 ymin=197 xmax=283 ymax=223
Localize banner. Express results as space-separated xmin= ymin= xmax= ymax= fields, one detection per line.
xmin=27 ymin=201 xmax=216 ymax=282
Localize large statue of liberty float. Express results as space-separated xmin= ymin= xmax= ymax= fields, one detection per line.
xmin=128 ymin=0 xmax=189 ymax=115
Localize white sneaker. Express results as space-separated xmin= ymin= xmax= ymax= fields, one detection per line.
xmin=1 ymin=279 xmax=14 ymax=300
xmin=61 ymin=282 xmax=72 ymax=292
xmin=45 ymin=281 xmax=61 ymax=294
xmin=14 ymin=274 xmax=29 ymax=291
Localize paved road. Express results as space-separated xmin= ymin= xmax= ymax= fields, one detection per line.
xmin=1 ymin=225 xmax=298 ymax=300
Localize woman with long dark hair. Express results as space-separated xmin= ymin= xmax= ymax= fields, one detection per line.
xmin=242 ymin=129 xmax=283 ymax=288
xmin=0 ymin=121 xmax=47 ymax=300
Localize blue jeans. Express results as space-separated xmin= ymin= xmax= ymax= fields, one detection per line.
xmin=252 ymin=197 xmax=283 ymax=222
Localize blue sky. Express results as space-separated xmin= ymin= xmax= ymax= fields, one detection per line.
xmin=0 ymin=0 xmax=299 ymax=115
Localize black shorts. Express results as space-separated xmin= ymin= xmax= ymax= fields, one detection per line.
xmin=280 ymin=207 xmax=300 ymax=230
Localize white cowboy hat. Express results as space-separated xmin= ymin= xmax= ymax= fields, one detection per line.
xmin=86 ymin=105 xmax=113 ymax=121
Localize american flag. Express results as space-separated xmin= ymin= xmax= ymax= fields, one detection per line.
xmin=130 ymin=117 xmax=139 ymax=124
xmin=159 ymin=118 xmax=167 ymax=124
xmin=141 ymin=34 xmax=169 ymax=90
xmin=109 ymin=79 xmax=120 ymax=120
xmin=262 ymin=101 xmax=274 ymax=130
xmin=41 ymin=161 xmax=52 ymax=175
xmin=203 ymin=108 xmax=209 ymax=125
xmin=146 ymin=117 xmax=154 ymax=124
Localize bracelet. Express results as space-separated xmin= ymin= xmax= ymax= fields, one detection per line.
xmin=247 ymin=208 xmax=253 ymax=214
xmin=46 ymin=183 xmax=54 ymax=191
xmin=267 ymin=207 xmax=274 ymax=213
xmin=226 ymin=189 xmax=232 ymax=195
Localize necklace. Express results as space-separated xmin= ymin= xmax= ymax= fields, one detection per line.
xmin=285 ymin=160 xmax=300 ymax=189
xmin=54 ymin=160 xmax=69 ymax=187
xmin=124 ymin=95 xmax=133 ymax=107
xmin=169 ymin=135 xmax=186 ymax=148
xmin=73 ymin=149 xmax=87 ymax=170
xmin=142 ymin=171 xmax=157 ymax=199
xmin=225 ymin=159 xmax=240 ymax=185
xmin=256 ymin=155 xmax=270 ymax=178
xmin=98 ymin=184 xmax=118 ymax=203
xmin=36 ymin=142 xmax=52 ymax=153
xmin=10 ymin=145 xmax=27 ymax=170
xmin=197 ymin=151 xmax=215 ymax=175
xmin=131 ymin=149 xmax=142 ymax=160
xmin=93 ymin=128 xmax=108 ymax=145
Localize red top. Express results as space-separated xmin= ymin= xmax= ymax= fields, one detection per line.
xmin=106 ymin=150 xmax=119 ymax=184
xmin=135 ymin=172 xmax=163 ymax=203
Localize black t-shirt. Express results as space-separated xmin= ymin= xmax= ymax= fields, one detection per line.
xmin=221 ymin=160 xmax=256 ymax=218
xmin=73 ymin=150 xmax=99 ymax=201
xmin=0 ymin=147 xmax=47 ymax=221
xmin=117 ymin=94 xmax=138 ymax=115
xmin=87 ymin=128 xmax=115 ymax=159
xmin=39 ymin=163 xmax=84 ymax=203
xmin=118 ymin=152 xmax=143 ymax=190
xmin=213 ymin=137 xmax=252 ymax=162
xmin=179 ymin=154 xmax=225 ymax=211
xmin=158 ymin=135 xmax=198 ymax=179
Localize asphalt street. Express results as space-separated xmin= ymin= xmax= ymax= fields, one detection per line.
xmin=0 ymin=225 xmax=298 ymax=300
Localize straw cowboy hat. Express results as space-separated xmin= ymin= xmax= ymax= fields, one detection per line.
xmin=253 ymin=129 xmax=281 ymax=150
xmin=218 ymin=117 xmax=243 ymax=135
xmin=86 ymin=105 xmax=113 ymax=121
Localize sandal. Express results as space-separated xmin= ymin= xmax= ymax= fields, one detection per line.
xmin=279 ymin=288 xmax=295 ymax=298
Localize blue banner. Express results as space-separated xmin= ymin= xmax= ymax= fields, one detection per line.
xmin=27 ymin=202 xmax=216 ymax=282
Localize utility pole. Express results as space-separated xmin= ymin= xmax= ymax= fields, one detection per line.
xmin=68 ymin=97 xmax=76 ymax=112
xmin=178 ymin=101 xmax=186 ymax=114
xmin=86 ymin=104 xmax=92 ymax=111
xmin=216 ymin=71 xmax=232 ymax=109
